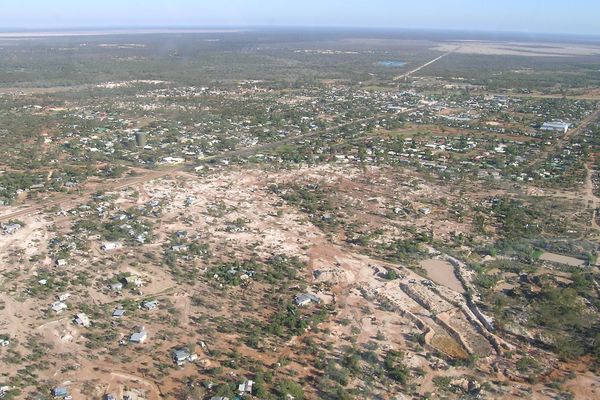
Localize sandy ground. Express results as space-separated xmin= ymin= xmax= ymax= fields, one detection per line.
xmin=420 ymin=258 xmax=465 ymax=293
xmin=433 ymin=41 xmax=600 ymax=57
xmin=0 ymin=164 xmax=596 ymax=399
xmin=539 ymin=252 xmax=586 ymax=267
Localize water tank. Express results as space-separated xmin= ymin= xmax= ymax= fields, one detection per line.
xmin=135 ymin=132 xmax=148 ymax=147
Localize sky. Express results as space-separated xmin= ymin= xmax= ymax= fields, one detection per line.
xmin=1 ymin=0 xmax=599 ymax=36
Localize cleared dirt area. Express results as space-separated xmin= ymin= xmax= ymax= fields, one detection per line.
xmin=433 ymin=41 xmax=600 ymax=57
xmin=420 ymin=258 xmax=465 ymax=293
xmin=0 ymin=163 xmax=596 ymax=399
xmin=540 ymin=252 xmax=587 ymax=267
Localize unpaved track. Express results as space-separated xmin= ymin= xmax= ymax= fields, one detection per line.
xmin=0 ymin=168 xmax=180 ymax=223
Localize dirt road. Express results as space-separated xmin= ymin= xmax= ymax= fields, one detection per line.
xmin=584 ymin=160 xmax=600 ymax=232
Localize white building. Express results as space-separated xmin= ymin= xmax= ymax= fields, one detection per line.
xmin=101 ymin=242 xmax=122 ymax=251
xmin=74 ymin=313 xmax=91 ymax=327
xmin=51 ymin=301 xmax=68 ymax=313
xmin=541 ymin=121 xmax=570 ymax=134
xmin=130 ymin=330 xmax=147 ymax=344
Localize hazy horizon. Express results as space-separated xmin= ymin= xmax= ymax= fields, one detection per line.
xmin=2 ymin=0 xmax=600 ymax=37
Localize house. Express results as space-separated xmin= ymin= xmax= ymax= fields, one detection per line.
xmin=238 ymin=380 xmax=254 ymax=395
xmin=172 ymin=348 xmax=193 ymax=365
xmin=74 ymin=313 xmax=91 ymax=327
xmin=294 ymin=293 xmax=320 ymax=307
xmin=58 ymin=293 xmax=71 ymax=302
xmin=124 ymin=275 xmax=143 ymax=288
xmin=141 ymin=300 xmax=159 ymax=311
xmin=130 ymin=330 xmax=147 ymax=344
xmin=112 ymin=309 xmax=125 ymax=318
xmin=52 ymin=387 xmax=69 ymax=398
xmin=170 ymin=244 xmax=188 ymax=252
xmin=101 ymin=241 xmax=122 ymax=251
xmin=3 ymin=223 xmax=21 ymax=235
xmin=51 ymin=301 xmax=68 ymax=313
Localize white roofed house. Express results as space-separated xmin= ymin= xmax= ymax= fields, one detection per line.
xmin=170 ymin=244 xmax=188 ymax=253
xmin=172 ymin=347 xmax=192 ymax=365
xmin=141 ymin=300 xmax=159 ymax=311
xmin=2 ymin=223 xmax=21 ymax=235
xmin=130 ymin=330 xmax=147 ymax=344
xmin=58 ymin=293 xmax=71 ymax=302
xmin=51 ymin=301 xmax=68 ymax=313
xmin=101 ymin=241 xmax=122 ymax=251
xmin=112 ymin=308 xmax=125 ymax=318
xmin=294 ymin=293 xmax=320 ymax=307
xmin=74 ymin=313 xmax=91 ymax=327
xmin=238 ymin=380 xmax=254 ymax=395
xmin=123 ymin=275 xmax=143 ymax=288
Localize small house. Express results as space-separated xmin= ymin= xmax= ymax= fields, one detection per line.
xmin=55 ymin=259 xmax=67 ymax=267
xmin=52 ymin=387 xmax=69 ymax=398
xmin=101 ymin=241 xmax=122 ymax=251
xmin=3 ymin=224 xmax=21 ymax=235
xmin=110 ymin=282 xmax=124 ymax=291
xmin=170 ymin=244 xmax=188 ymax=252
xmin=58 ymin=293 xmax=71 ymax=302
xmin=294 ymin=293 xmax=320 ymax=307
xmin=142 ymin=300 xmax=158 ymax=311
xmin=112 ymin=309 xmax=125 ymax=318
xmin=172 ymin=348 xmax=192 ymax=365
xmin=238 ymin=380 xmax=254 ymax=395
xmin=74 ymin=313 xmax=91 ymax=327
xmin=51 ymin=301 xmax=68 ymax=313
xmin=123 ymin=275 xmax=143 ymax=288
xmin=130 ymin=330 xmax=147 ymax=344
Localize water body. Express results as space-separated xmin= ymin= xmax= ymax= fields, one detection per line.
xmin=420 ymin=259 xmax=465 ymax=293
xmin=377 ymin=61 xmax=407 ymax=67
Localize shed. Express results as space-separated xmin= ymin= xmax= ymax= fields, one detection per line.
xmin=294 ymin=293 xmax=320 ymax=307
xmin=52 ymin=387 xmax=69 ymax=398
xmin=142 ymin=300 xmax=158 ymax=310
xmin=130 ymin=330 xmax=147 ymax=344
xmin=112 ymin=308 xmax=125 ymax=318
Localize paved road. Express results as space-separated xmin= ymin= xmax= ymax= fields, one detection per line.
xmin=393 ymin=51 xmax=454 ymax=81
